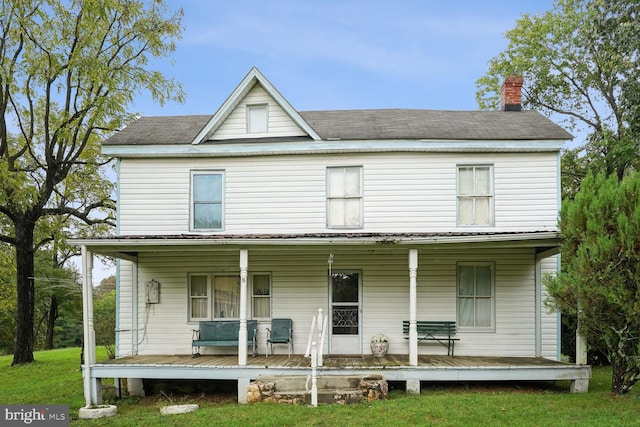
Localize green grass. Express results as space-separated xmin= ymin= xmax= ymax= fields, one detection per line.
xmin=1 ymin=348 xmax=640 ymax=426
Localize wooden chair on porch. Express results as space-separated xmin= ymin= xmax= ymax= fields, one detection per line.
xmin=266 ymin=318 xmax=293 ymax=357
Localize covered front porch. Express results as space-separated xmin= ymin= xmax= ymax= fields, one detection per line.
xmin=89 ymin=353 xmax=592 ymax=403
xmin=74 ymin=231 xmax=591 ymax=405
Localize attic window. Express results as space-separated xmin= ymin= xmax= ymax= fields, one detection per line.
xmin=247 ymin=104 xmax=268 ymax=133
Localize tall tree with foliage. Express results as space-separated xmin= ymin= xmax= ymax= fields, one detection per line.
xmin=545 ymin=172 xmax=640 ymax=394
xmin=31 ymin=249 xmax=80 ymax=350
xmin=94 ymin=288 xmax=116 ymax=359
xmin=0 ymin=244 xmax=17 ymax=353
xmin=0 ymin=0 xmax=184 ymax=365
xmin=478 ymin=0 xmax=640 ymax=393
xmin=476 ymin=0 xmax=640 ymax=194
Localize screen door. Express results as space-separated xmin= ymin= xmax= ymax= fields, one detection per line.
xmin=330 ymin=272 xmax=361 ymax=354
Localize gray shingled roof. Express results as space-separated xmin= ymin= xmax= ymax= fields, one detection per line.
xmin=105 ymin=115 xmax=212 ymax=145
xmin=104 ymin=109 xmax=572 ymax=145
xmin=300 ymin=109 xmax=572 ymax=141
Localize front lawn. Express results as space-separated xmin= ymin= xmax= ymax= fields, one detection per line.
xmin=1 ymin=348 xmax=639 ymax=426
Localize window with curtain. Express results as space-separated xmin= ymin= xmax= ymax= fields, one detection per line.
xmin=457 ymin=165 xmax=493 ymax=226
xmin=191 ymin=171 xmax=223 ymax=230
xmin=327 ymin=166 xmax=363 ymax=228
xmin=457 ymin=263 xmax=494 ymax=329
xmin=189 ymin=275 xmax=209 ymax=321
xmin=214 ymin=276 xmax=240 ymax=319
xmin=252 ymin=273 xmax=271 ymax=318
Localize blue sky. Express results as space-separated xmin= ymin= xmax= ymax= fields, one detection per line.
xmin=92 ymin=0 xmax=559 ymax=282
xmin=137 ymin=0 xmax=556 ymax=117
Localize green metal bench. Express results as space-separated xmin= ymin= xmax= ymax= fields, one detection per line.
xmin=192 ymin=320 xmax=257 ymax=357
xmin=403 ymin=320 xmax=459 ymax=356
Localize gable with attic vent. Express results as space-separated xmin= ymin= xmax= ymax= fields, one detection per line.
xmin=210 ymin=84 xmax=308 ymax=140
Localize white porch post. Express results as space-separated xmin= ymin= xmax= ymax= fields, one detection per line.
xmin=534 ymin=256 xmax=542 ymax=358
xmin=409 ymin=249 xmax=418 ymax=366
xmin=81 ymin=246 xmax=101 ymax=405
xmin=534 ymin=247 xmax=559 ymax=359
xmin=238 ymin=249 xmax=249 ymax=366
xmin=576 ymin=313 xmax=588 ymax=365
xmin=573 ymin=311 xmax=590 ymax=392
xmin=131 ymin=263 xmax=139 ymax=355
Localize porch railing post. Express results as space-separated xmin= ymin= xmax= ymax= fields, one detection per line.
xmin=305 ymin=309 xmax=326 ymax=367
xmin=305 ymin=316 xmax=317 ymax=357
xmin=311 ymin=342 xmax=318 ymax=407
xmin=318 ymin=314 xmax=327 ymax=367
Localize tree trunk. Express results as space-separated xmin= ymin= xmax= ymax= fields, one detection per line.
xmin=12 ymin=219 xmax=36 ymax=365
xmin=611 ymin=358 xmax=630 ymax=394
xmin=609 ymin=349 xmax=640 ymax=394
xmin=45 ymin=295 xmax=59 ymax=350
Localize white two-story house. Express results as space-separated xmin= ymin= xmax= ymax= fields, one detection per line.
xmin=76 ymin=68 xmax=590 ymax=405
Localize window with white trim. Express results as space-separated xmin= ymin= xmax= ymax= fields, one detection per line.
xmin=457 ymin=165 xmax=493 ymax=226
xmin=457 ymin=262 xmax=495 ymax=329
xmin=188 ymin=274 xmax=210 ymax=321
xmin=251 ymin=273 xmax=271 ymax=318
xmin=214 ymin=276 xmax=240 ymax=318
xmin=191 ymin=171 xmax=224 ymax=230
xmin=247 ymin=104 xmax=268 ymax=133
xmin=327 ymin=166 xmax=363 ymax=228
xmin=188 ymin=274 xmax=241 ymax=321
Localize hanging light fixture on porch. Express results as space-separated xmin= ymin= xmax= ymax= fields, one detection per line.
xmin=328 ymin=253 xmax=334 ymax=277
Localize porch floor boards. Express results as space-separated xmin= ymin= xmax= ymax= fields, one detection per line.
xmin=100 ymin=354 xmax=569 ymax=369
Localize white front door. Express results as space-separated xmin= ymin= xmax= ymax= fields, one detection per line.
xmin=329 ymin=272 xmax=361 ymax=354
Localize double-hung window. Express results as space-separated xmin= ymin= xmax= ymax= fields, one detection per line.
xmin=457 ymin=165 xmax=493 ymax=226
xmin=327 ymin=166 xmax=363 ymax=228
xmin=191 ymin=171 xmax=224 ymax=230
xmin=188 ymin=274 xmax=242 ymax=321
xmin=251 ymin=273 xmax=271 ymax=318
xmin=213 ymin=276 xmax=240 ymax=319
xmin=189 ymin=274 xmax=210 ymax=321
xmin=457 ymin=263 xmax=494 ymax=329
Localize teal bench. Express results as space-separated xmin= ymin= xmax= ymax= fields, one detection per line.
xmin=192 ymin=320 xmax=257 ymax=357
xmin=403 ymin=320 xmax=459 ymax=356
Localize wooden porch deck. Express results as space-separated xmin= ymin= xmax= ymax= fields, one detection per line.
xmin=88 ymin=354 xmax=592 ymax=402
xmin=100 ymin=353 xmax=572 ymax=370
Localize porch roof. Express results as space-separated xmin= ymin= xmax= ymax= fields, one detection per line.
xmin=72 ymin=230 xmax=559 ymax=261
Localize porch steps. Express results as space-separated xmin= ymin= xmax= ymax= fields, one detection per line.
xmin=246 ymin=374 xmax=388 ymax=405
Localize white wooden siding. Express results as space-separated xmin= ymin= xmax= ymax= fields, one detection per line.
xmin=115 ymin=247 xmax=557 ymax=358
xmin=211 ymin=85 xmax=306 ymax=140
xmin=116 ymin=260 xmax=134 ymax=357
xmin=117 ymin=152 xmax=559 ymax=235
xmin=540 ymin=255 xmax=560 ymax=359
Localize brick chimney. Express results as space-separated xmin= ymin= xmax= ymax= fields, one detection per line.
xmin=500 ymin=75 xmax=523 ymax=111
